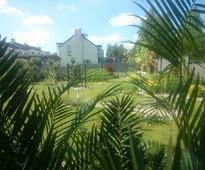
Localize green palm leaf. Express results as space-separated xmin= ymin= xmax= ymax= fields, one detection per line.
xmin=133 ymin=0 xmax=205 ymax=67
xmin=96 ymin=95 xmax=148 ymax=169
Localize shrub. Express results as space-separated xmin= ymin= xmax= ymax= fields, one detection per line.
xmin=164 ymin=77 xmax=179 ymax=93
xmin=144 ymin=73 xmax=179 ymax=94
xmin=104 ymin=63 xmax=115 ymax=74
xmin=121 ymin=82 xmax=138 ymax=95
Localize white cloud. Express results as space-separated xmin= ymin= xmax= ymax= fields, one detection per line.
xmin=22 ymin=15 xmax=54 ymax=26
xmin=122 ymin=43 xmax=134 ymax=50
xmin=0 ymin=0 xmax=7 ymax=7
xmin=0 ymin=0 xmax=23 ymax=15
xmin=57 ymin=3 xmax=78 ymax=12
xmin=14 ymin=28 xmax=51 ymax=46
xmin=89 ymin=33 xmax=123 ymax=45
xmin=109 ymin=13 xmax=141 ymax=27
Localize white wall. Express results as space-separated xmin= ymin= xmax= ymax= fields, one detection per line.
xmin=58 ymin=29 xmax=99 ymax=66
xmin=82 ymin=38 xmax=98 ymax=64
xmin=157 ymin=58 xmax=205 ymax=79
xmin=58 ymin=37 xmax=74 ymax=67
xmin=190 ymin=63 xmax=205 ymax=79
xmin=73 ymin=29 xmax=82 ymax=64
xmin=157 ymin=58 xmax=170 ymax=71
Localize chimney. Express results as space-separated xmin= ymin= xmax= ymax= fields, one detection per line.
xmin=74 ymin=28 xmax=82 ymax=36
xmin=74 ymin=28 xmax=82 ymax=61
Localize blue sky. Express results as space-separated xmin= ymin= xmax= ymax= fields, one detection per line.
xmin=1 ymin=0 xmax=204 ymax=53
xmin=0 ymin=0 xmax=148 ymax=53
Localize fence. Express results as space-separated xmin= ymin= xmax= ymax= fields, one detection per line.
xmin=157 ymin=58 xmax=205 ymax=79
xmin=60 ymin=63 xmax=137 ymax=73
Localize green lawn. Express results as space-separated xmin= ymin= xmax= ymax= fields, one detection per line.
xmin=32 ymin=79 xmax=178 ymax=145
xmin=143 ymin=121 xmax=178 ymax=145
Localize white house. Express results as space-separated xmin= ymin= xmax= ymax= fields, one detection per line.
xmin=57 ymin=29 xmax=104 ymax=67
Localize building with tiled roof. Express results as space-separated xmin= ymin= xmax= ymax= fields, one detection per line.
xmin=7 ymin=39 xmax=60 ymax=66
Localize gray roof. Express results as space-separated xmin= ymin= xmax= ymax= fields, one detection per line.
xmin=9 ymin=42 xmax=42 ymax=52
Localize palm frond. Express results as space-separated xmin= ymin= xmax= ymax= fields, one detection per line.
xmin=96 ymin=95 xmax=148 ymax=169
xmin=55 ymin=84 xmax=120 ymax=146
xmin=133 ymin=0 xmax=205 ymax=67
xmin=0 ymin=38 xmax=35 ymax=169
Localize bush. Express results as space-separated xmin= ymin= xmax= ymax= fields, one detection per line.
xmin=145 ymin=73 xmax=179 ymax=94
xmin=104 ymin=63 xmax=115 ymax=74
xmin=56 ymin=69 xmax=67 ymax=81
xmin=164 ymin=77 xmax=179 ymax=93
xmin=28 ymin=69 xmax=47 ymax=82
xmin=121 ymin=82 xmax=138 ymax=95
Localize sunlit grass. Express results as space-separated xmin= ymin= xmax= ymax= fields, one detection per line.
xmin=143 ymin=121 xmax=178 ymax=145
xmin=32 ymin=79 xmax=179 ymax=145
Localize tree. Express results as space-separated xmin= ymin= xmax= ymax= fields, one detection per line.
xmin=106 ymin=44 xmax=127 ymax=63
xmin=129 ymin=45 xmax=156 ymax=72
xmin=130 ymin=5 xmax=205 ymax=74
xmin=183 ymin=12 xmax=205 ymax=63
xmin=27 ymin=57 xmax=47 ymax=82
xmin=135 ymin=3 xmax=205 ymax=68
xmin=138 ymin=9 xmax=161 ymax=46
xmin=46 ymin=58 xmax=58 ymax=82
xmin=128 ymin=9 xmax=162 ymax=72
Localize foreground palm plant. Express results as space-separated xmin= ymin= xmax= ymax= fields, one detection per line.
xmin=1 ymin=0 xmax=205 ymax=169
xmin=0 ymin=37 xmax=168 ymax=170
xmin=0 ymin=37 xmax=121 ymax=169
xmin=131 ymin=0 xmax=205 ymax=169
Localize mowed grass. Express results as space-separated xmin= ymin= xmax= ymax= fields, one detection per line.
xmin=143 ymin=121 xmax=178 ymax=145
xmin=32 ymin=79 xmax=178 ymax=145
xmin=32 ymin=79 xmax=122 ymax=105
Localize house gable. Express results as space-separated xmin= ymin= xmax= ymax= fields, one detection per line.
xmin=82 ymin=35 xmax=98 ymax=49
xmin=57 ymin=36 xmax=75 ymax=66
xmin=58 ymin=35 xmax=74 ymax=48
xmin=57 ymin=28 xmax=103 ymax=66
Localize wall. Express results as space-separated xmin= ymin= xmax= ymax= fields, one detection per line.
xmin=82 ymin=38 xmax=98 ymax=64
xmin=58 ymin=29 xmax=99 ymax=66
xmin=73 ymin=29 xmax=82 ymax=64
xmin=190 ymin=63 xmax=205 ymax=79
xmin=58 ymin=37 xmax=74 ymax=67
xmin=157 ymin=58 xmax=205 ymax=79
xmin=157 ymin=58 xmax=170 ymax=71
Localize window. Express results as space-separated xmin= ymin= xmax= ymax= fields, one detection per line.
xmin=67 ymin=46 xmax=72 ymax=56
